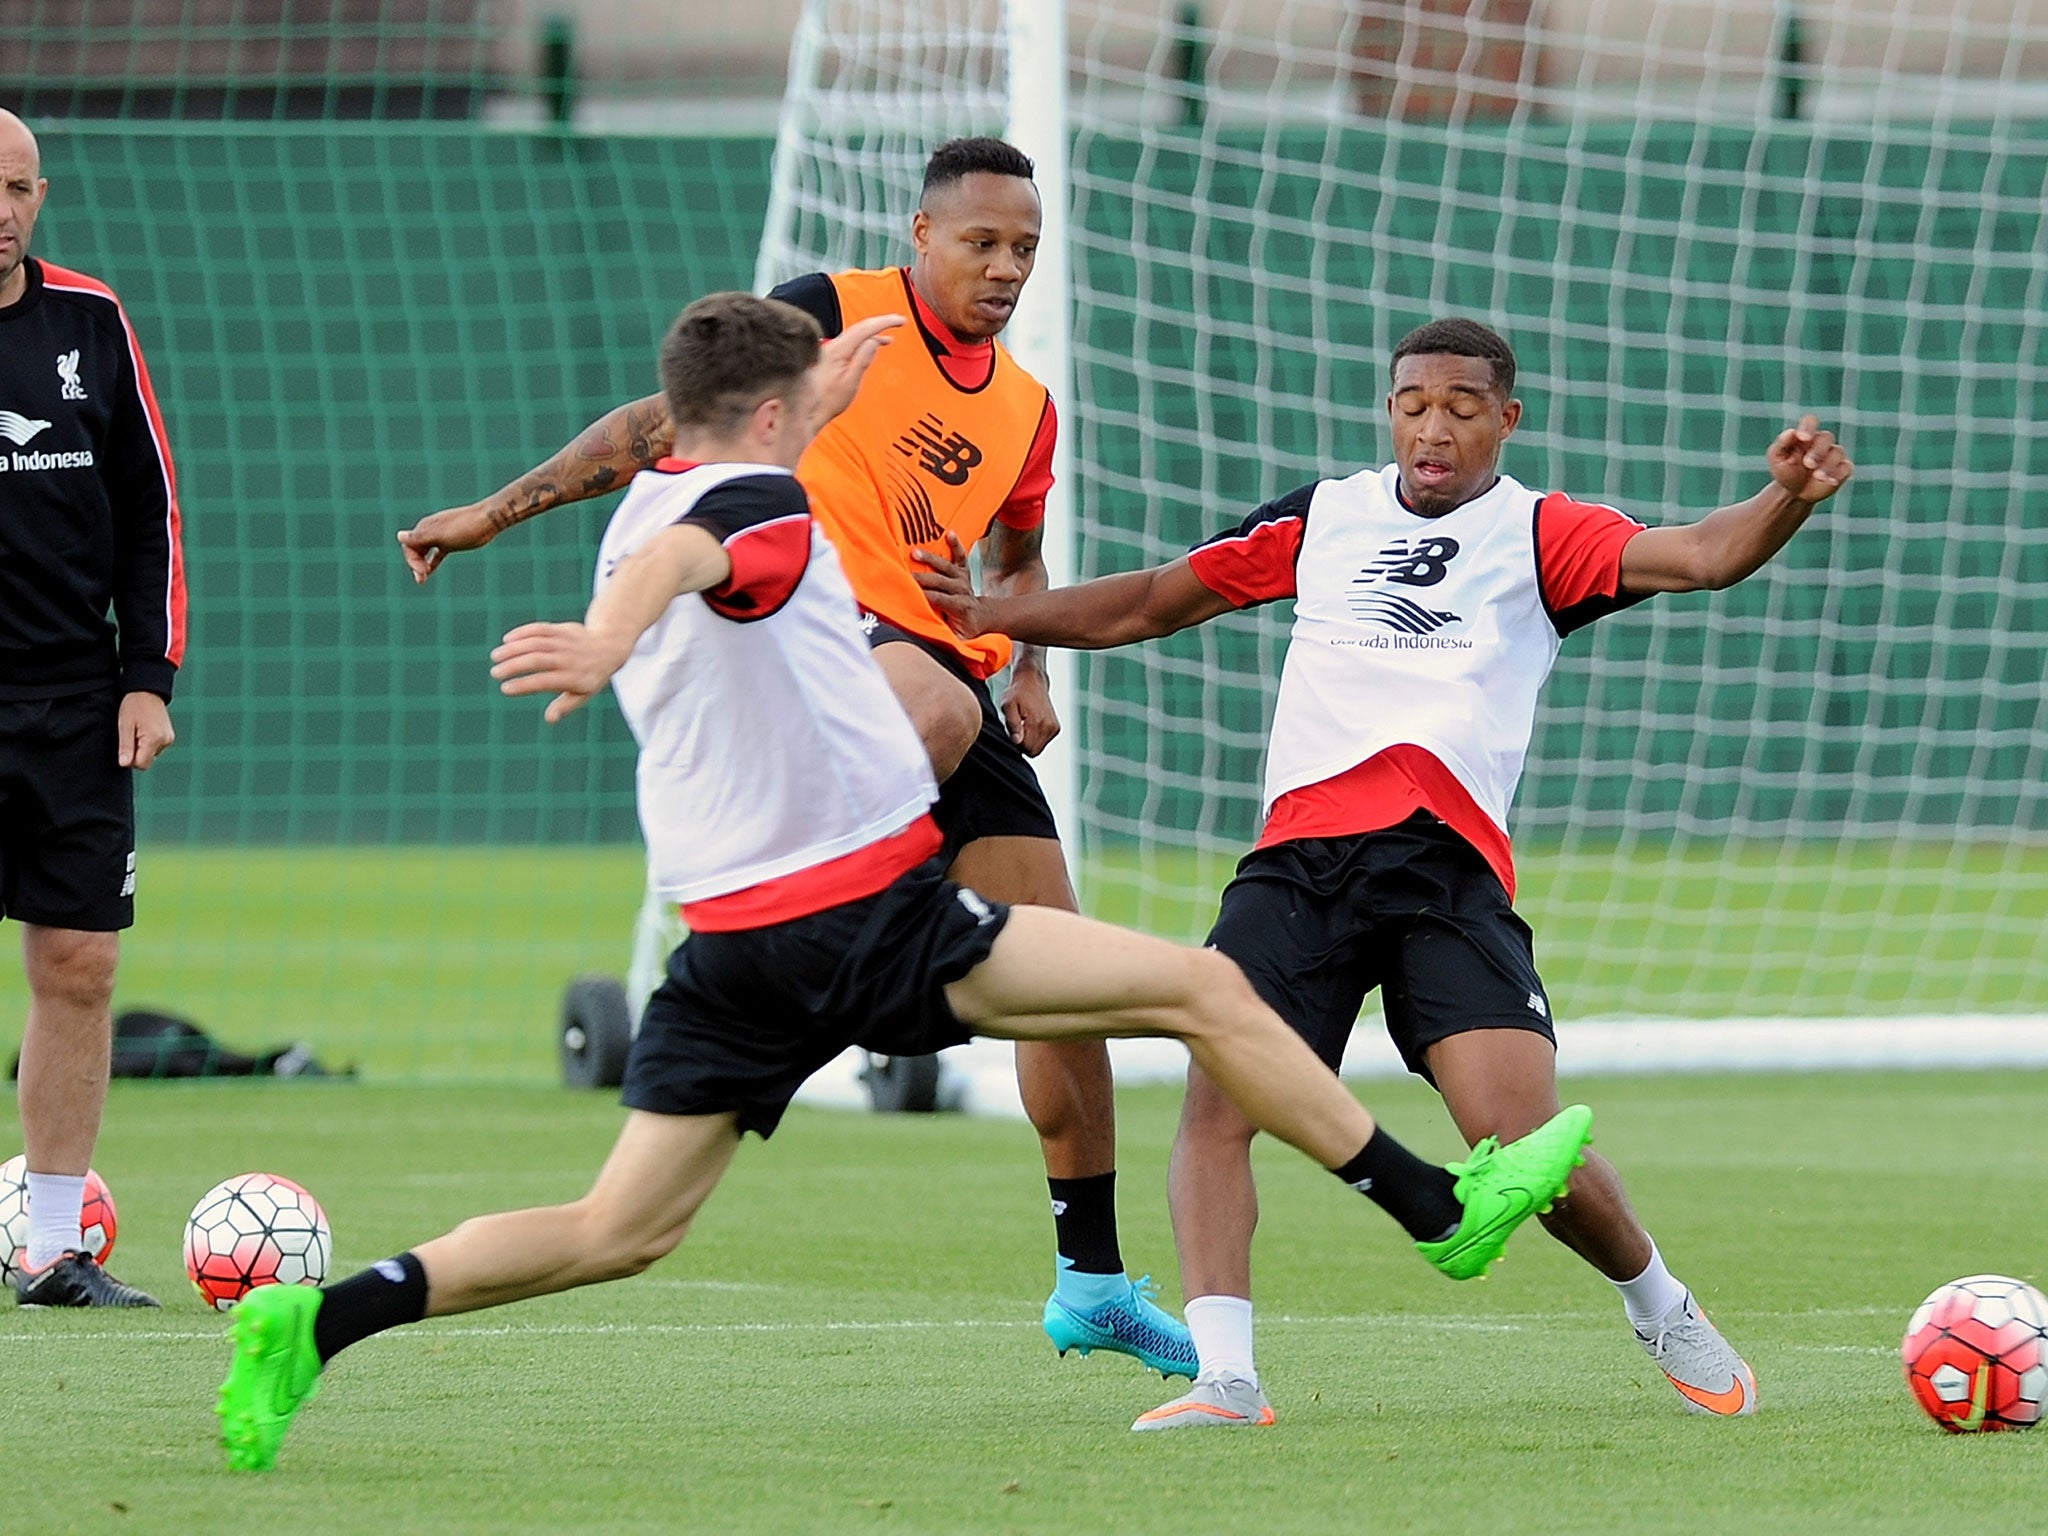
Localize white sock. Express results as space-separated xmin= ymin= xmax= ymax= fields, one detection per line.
xmin=24 ymin=1172 xmax=87 ymax=1272
xmin=1184 ymin=1294 xmax=1256 ymax=1385
xmin=1612 ymin=1240 xmax=1689 ymax=1329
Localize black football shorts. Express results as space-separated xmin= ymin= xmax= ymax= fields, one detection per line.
xmin=622 ymin=856 xmax=1011 ymax=1137
xmin=0 ymin=687 xmax=135 ymax=932
xmin=860 ymin=613 xmax=1060 ymax=856
xmin=1206 ymin=812 xmax=1554 ymax=1084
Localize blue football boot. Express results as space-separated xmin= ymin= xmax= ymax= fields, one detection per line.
xmin=1043 ymin=1273 xmax=1199 ymax=1380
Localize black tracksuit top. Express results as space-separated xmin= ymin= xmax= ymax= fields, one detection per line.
xmin=0 ymin=257 xmax=184 ymax=702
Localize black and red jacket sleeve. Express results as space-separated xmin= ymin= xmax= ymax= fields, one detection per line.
xmin=680 ymin=473 xmax=813 ymax=622
xmin=8 ymin=263 xmax=186 ymax=702
xmin=102 ymin=299 xmax=186 ymax=700
xmin=1185 ymin=482 xmax=1316 ymax=608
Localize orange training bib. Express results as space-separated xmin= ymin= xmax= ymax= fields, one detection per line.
xmin=797 ymin=267 xmax=1050 ymax=678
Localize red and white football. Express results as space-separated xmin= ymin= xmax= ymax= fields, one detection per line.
xmin=1901 ymin=1274 xmax=2048 ymax=1432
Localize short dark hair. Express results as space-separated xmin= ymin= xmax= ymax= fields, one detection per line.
xmin=1390 ymin=318 xmax=1518 ymax=398
xmin=658 ymin=292 xmax=822 ymax=434
xmin=921 ymin=136 xmax=1034 ymax=204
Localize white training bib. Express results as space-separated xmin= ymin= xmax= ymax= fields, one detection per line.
xmin=1264 ymin=465 xmax=1563 ymax=836
xmin=601 ymin=462 xmax=938 ymax=904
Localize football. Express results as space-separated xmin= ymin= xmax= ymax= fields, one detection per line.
xmin=185 ymin=1172 xmax=333 ymax=1312
xmin=1901 ymin=1274 xmax=2048 ymax=1432
xmin=0 ymin=1153 xmax=118 ymax=1286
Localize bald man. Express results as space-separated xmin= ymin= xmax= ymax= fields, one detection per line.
xmin=1 ymin=109 xmax=184 ymax=1307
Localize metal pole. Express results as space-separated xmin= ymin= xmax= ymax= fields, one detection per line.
xmin=755 ymin=0 xmax=828 ymax=291
xmin=1003 ymin=1 xmax=1080 ymax=884
xmin=539 ymin=14 xmax=577 ymax=128
xmin=1777 ymin=6 xmax=1805 ymax=122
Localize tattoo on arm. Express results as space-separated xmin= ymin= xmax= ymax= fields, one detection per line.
xmin=982 ymin=523 xmax=1051 ymax=674
xmin=490 ymin=483 xmax=562 ymax=535
xmin=983 ymin=521 xmax=1047 ymax=589
xmin=483 ymin=396 xmax=674 ymax=531
xmin=625 ymin=397 xmax=671 ymax=468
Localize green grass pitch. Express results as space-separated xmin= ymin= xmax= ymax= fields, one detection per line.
xmin=3 ymin=1073 xmax=2046 ymax=1534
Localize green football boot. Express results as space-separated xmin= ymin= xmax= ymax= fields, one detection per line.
xmin=217 ymin=1283 xmax=324 ymax=1471
xmin=1417 ymin=1103 xmax=1594 ymax=1281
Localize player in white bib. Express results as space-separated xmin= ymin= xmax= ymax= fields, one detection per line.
xmin=919 ymin=317 xmax=1852 ymax=1429
xmin=211 ymin=297 xmax=1601 ymax=1472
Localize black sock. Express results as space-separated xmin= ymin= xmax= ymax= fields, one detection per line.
xmin=1331 ymin=1129 xmax=1463 ymax=1243
xmin=1047 ymin=1172 xmax=1123 ymax=1275
xmin=312 ymin=1251 xmax=429 ymax=1363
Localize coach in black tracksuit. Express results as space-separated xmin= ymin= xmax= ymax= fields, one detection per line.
xmin=0 ymin=108 xmax=180 ymax=1307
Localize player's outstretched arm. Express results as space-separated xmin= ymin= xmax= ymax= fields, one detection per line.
xmin=1620 ymin=414 xmax=1852 ymax=595
xmin=397 ymin=393 xmax=676 ymax=583
xmin=916 ymin=536 xmax=1234 ymax=650
xmin=490 ymin=523 xmax=732 ymax=722
xmin=396 ymin=316 xmax=896 ymax=584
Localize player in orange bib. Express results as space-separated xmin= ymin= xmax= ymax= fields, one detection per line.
xmin=397 ymin=139 xmax=1197 ymax=1377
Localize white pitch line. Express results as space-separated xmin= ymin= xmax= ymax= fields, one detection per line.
xmin=802 ymin=1020 xmax=2048 ymax=1119
xmin=0 ymin=1303 xmax=1906 ymax=1349
xmin=641 ymin=1278 xmax=790 ymax=1293
xmin=1785 ymin=1344 xmax=1899 ymax=1356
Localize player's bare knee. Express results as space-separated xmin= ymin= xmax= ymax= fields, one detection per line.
xmin=883 ymin=653 xmax=980 ymax=782
xmin=560 ymin=1194 xmax=677 ymax=1280
xmin=24 ymin=929 xmax=118 ymax=1014
xmin=1020 ymin=1077 xmax=1082 ymax=1143
xmin=1178 ymin=1065 xmax=1257 ymax=1147
xmin=915 ymin=687 xmax=980 ymax=782
xmin=1177 ymin=948 xmax=1263 ymax=1041
xmin=620 ymin=1221 xmax=690 ymax=1277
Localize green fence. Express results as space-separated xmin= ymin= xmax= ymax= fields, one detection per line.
xmin=42 ymin=124 xmax=2046 ymax=854
xmin=41 ymin=127 xmax=772 ymax=844
xmin=8 ymin=114 xmax=2042 ymax=1064
xmin=1069 ymin=125 xmax=2048 ymax=848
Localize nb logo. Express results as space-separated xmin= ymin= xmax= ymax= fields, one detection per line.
xmin=892 ymin=475 xmax=945 ymax=546
xmin=894 ymin=412 xmax=982 ymax=487
xmin=57 ymin=349 xmax=87 ymax=402
xmin=1355 ymin=536 xmax=1460 ymax=589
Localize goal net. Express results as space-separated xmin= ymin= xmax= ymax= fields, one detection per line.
xmin=4 ymin=2 xmax=2040 ymax=1084
xmin=764 ymin=0 xmax=2048 ymax=1028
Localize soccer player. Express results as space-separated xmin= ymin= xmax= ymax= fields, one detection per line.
xmin=917 ymin=318 xmax=1853 ymax=1428
xmin=393 ymin=139 xmax=1194 ymax=1373
xmin=214 ymin=293 xmax=1596 ymax=1472
xmin=0 ymin=108 xmax=182 ymax=1307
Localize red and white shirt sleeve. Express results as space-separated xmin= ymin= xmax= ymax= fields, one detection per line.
xmin=656 ymin=461 xmax=814 ymax=622
xmin=993 ymin=396 xmax=1057 ymax=532
xmin=1185 ymin=481 xmax=1316 ymax=607
xmin=1533 ymin=491 xmax=1649 ymax=636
